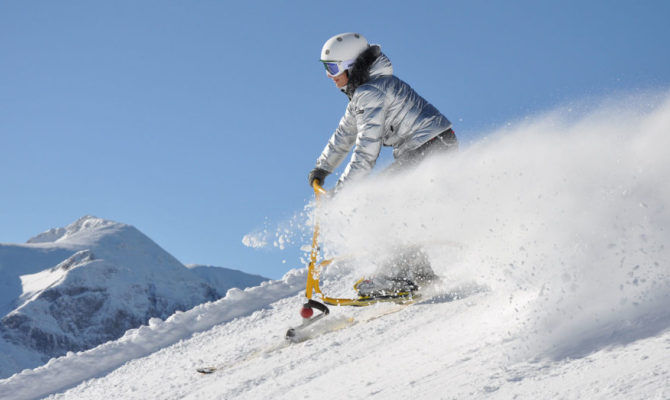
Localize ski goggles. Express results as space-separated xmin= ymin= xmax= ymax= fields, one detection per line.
xmin=321 ymin=59 xmax=355 ymax=77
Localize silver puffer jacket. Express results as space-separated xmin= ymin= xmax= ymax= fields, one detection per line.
xmin=315 ymin=45 xmax=453 ymax=184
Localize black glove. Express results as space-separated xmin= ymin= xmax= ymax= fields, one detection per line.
xmin=308 ymin=168 xmax=329 ymax=187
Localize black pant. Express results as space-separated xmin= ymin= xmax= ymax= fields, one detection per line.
xmin=389 ymin=128 xmax=458 ymax=171
xmin=376 ymin=129 xmax=457 ymax=284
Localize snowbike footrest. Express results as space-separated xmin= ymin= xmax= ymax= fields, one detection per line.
xmin=305 ymin=299 xmax=330 ymax=315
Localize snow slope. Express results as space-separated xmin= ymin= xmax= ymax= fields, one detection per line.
xmin=1 ymin=92 xmax=669 ymax=399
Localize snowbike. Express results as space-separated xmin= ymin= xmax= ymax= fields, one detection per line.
xmin=285 ymin=182 xmax=418 ymax=342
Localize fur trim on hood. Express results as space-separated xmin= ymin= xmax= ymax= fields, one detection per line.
xmin=343 ymin=45 xmax=386 ymax=98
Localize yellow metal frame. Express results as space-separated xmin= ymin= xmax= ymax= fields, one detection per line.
xmin=304 ymin=182 xmax=414 ymax=307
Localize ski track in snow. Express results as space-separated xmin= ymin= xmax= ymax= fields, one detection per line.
xmin=2 ymin=92 xmax=670 ymax=399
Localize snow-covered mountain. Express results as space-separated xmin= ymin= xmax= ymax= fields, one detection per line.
xmin=0 ymin=94 xmax=669 ymax=399
xmin=0 ymin=216 xmax=267 ymax=379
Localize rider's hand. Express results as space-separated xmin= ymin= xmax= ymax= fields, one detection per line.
xmin=308 ymin=168 xmax=329 ymax=187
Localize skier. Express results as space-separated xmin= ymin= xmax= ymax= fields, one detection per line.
xmin=308 ymin=32 xmax=458 ymax=298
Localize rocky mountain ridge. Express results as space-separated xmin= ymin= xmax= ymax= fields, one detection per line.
xmin=0 ymin=216 xmax=267 ymax=379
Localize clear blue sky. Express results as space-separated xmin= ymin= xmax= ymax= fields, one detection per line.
xmin=2 ymin=1 xmax=669 ymax=279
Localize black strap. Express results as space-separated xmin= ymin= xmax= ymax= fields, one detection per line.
xmin=305 ymin=299 xmax=330 ymax=315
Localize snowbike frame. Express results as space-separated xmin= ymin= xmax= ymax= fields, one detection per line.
xmin=302 ymin=181 xmax=390 ymax=311
xmin=286 ymin=181 xmax=418 ymax=340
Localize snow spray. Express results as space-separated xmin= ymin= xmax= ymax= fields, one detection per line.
xmin=317 ymin=90 xmax=670 ymax=360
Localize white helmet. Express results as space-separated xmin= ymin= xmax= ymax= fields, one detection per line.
xmin=320 ymin=32 xmax=368 ymax=76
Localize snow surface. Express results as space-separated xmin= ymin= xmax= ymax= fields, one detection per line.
xmin=1 ymin=92 xmax=669 ymax=399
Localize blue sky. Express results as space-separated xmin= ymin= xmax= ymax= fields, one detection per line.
xmin=2 ymin=1 xmax=669 ymax=279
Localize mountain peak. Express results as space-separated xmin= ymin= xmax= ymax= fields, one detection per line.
xmin=27 ymin=216 xmax=119 ymax=244
xmin=3 ymin=215 xmax=269 ymax=380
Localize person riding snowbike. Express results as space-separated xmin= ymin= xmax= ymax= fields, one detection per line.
xmin=308 ymin=32 xmax=458 ymax=297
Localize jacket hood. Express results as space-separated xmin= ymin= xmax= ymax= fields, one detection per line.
xmin=343 ymin=45 xmax=393 ymax=98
